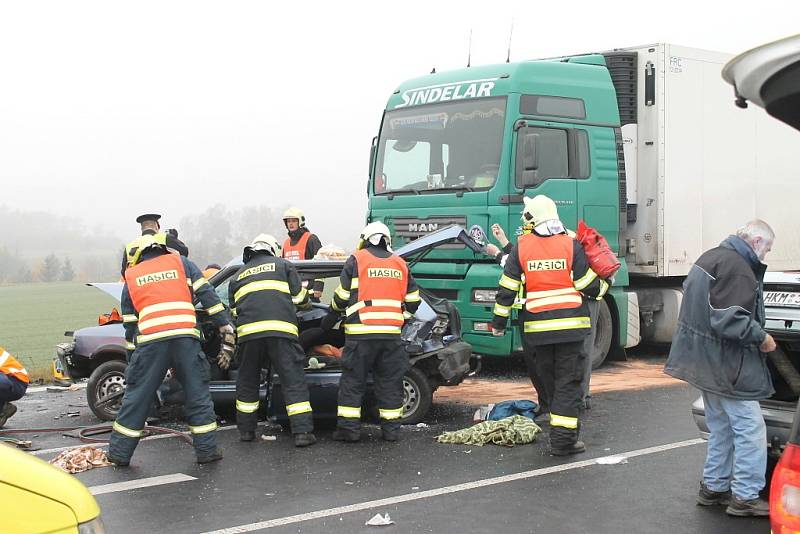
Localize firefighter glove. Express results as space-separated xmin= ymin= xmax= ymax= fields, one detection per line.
xmin=217 ymin=325 xmax=236 ymax=370
xmin=320 ymin=310 xmax=341 ymax=331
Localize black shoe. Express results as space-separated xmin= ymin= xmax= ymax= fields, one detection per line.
xmin=332 ymin=429 xmax=361 ymax=442
xmin=239 ymin=431 xmax=255 ymax=442
xmin=382 ymin=428 xmax=401 ymax=442
xmin=697 ymin=483 xmax=731 ymax=506
xmin=725 ymin=495 xmax=770 ymax=517
xmin=294 ymin=432 xmax=317 ymax=447
xmin=107 ymin=454 xmax=130 ymax=467
xmin=550 ymin=440 xmax=586 ymax=456
xmin=0 ymin=403 xmax=17 ymax=428
xmin=196 ymin=449 xmax=223 ymax=464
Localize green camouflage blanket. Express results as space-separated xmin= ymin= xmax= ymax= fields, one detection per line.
xmin=435 ymin=415 xmax=541 ymax=447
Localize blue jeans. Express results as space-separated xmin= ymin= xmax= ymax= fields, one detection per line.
xmin=702 ymin=391 xmax=767 ymax=500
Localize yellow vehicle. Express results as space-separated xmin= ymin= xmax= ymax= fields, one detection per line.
xmin=0 ymin=443 xmax=105 ymax=533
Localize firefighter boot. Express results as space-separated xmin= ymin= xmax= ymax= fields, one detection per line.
xmin=332 ymin=428 xmax=361 ymax=442
xmin=294 ymin=432 xmax=317 ymax=447
xmin=196 ymin=449 xmax=224 ymax=464
xmin=382 ymin=428 xmax=401 ymax=442
xmin=0 ymin=403 xmax=17 ymax=428
xmin=240 ymin=431 xmax=255 ymax=442
xmin=550 ymin=440 xmax=586 ymax=457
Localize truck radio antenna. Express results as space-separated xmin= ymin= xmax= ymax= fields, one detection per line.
xmin=506 ymin=20 xmax=514 ymax=63
xmin=467 ymin=28 xmax=472 ymax=67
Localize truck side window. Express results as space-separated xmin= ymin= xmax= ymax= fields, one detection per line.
xmin=515 ymin=126 xmax=589 ymax=188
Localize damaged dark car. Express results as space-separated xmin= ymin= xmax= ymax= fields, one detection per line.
xmin=54 ymin=225 xmax=478 ymax=426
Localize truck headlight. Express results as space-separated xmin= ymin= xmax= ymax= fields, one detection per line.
xmin=78 ymin=517 xmax=107 ymax=534
xmin=472 ymin=289 xmax=498 ymax=303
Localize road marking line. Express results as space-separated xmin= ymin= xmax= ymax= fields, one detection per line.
xmin=89 ymin=473 xmax=196 ymax=495
xmin=202 ymin=438 xmax=705 ymax=533
xmin=31 ymin=424 xmax=238 ymax=457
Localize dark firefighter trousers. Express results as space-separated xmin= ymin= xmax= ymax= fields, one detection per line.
xmin=236 ymin=337 xmax=313 ymax=435
xmin=109 ymin=337 xmax=218 ymax=462
xmin=336 ymin=338 xmax=409 ymax=433
xmin=524 ymin=300 xmax=599 ymax=409
xmin=526 ymin=339 xmax=586 ymax=449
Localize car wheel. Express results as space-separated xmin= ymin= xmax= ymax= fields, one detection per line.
xmin=87 ymin=360 xmax=128 ymax=421
xmin=400 ymin=366 xmax=433 ymax=425
xmin=590 ymin=299 xmax=613 ymax=370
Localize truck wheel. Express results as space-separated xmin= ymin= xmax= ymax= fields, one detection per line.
xmin=590 ymin=300 xmax=613 ymax=370
xmin=400 ymin=366 xmax=433 ymax=425
xmin=87 ymin=360 xmax=128 ymax=421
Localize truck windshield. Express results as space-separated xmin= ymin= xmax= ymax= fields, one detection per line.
xmin=374 ymin=97 xmax=507 ymax=194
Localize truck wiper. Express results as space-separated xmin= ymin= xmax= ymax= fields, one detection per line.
xmin=381 ymin=188 xmax=421 ymax=196
xmin=420 ymin=186 xmax=474 ymax=193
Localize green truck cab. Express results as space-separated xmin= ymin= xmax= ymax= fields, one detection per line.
xmin=367 ymin=56 xmax=629 ymax=365
xmin=366 ymin=44 xmax=800 ymax=365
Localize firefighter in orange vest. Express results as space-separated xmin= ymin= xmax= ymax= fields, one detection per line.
xmin=327 ymin=222 xmax=421 ymax=442
xmin=109 ymin=233 xmax=233 ymax=466
xmin=0 ymin=347 xmax=29 ymax=427
xmin=491 ymin=196 xmax=609 ymax=456
xmin=281 ymin=207 xmax=324 ymax=301
xmin=228 ymin=234 xmax=316 ymax=447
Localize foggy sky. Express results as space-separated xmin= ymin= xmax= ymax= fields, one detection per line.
xmin=1 ymin=0 xmax=798 ymax=250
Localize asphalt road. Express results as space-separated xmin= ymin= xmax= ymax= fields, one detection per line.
xmin=8 ymin=382 xmax=771 ymax=533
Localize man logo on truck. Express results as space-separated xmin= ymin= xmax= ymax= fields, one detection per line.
xmin=409 ymin=223 xmax=439 ymax=233
xmin=395 ymin=79 xmax=497 ymax=109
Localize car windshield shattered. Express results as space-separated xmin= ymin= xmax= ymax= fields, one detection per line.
xmin=374 ymin=97 xmax=507 ymax=194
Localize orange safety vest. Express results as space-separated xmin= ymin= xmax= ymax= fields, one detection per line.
xmin=0 ymin=347 xmax=29 ymax=384
xmin=124 ymin=253 xmax=197 ymax=341
xmin=350 ymin=249 xmax=408 ymax=327
xmin=282 ymin=232 xmax=312 ymax=261
xmin=519 ymin=233 xmax=583 ymax=313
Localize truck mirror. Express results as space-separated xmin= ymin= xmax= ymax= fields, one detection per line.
xmin=369 ymin=136 xmax=377 ymax=177
xmin=521 ymin=133 xmax=541 ymax=187
xmin=523 ymin=133 xmax=539 ymax=171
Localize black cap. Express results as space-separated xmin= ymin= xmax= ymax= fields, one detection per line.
xmin=136 ymin=213 xmax=161 ymax=224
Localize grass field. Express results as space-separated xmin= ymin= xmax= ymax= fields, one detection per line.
xmin=0 ymin=282 xmax=118 ymax=377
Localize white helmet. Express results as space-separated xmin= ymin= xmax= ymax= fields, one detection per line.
xmin=282 ymin=207 xmax=306 ymax=228
xmin=522 ymin=195 xmax=560 ymax=226
xmin=243 ymin=233 xmax=281 ymax=260
xmin=358 ymin=221 xmax=392 ymax=249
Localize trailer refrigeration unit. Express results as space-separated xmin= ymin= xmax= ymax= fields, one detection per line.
xmin=367 ymin=43 xmax=800 ymax=366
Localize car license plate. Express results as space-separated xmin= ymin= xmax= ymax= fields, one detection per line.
xmin=764 ymin=291 xmax=800 ymax=307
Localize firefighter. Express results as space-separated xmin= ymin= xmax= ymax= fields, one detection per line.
xmin=109 ymin=233 xmax=233 ymax=466
xmin=326 ymin=222 xmax=421 ymax=442
xmin=120 ymin=213 xmax=189 ymax=275
xmin=228 ymin=234 xmax=316 ymax=447
xmin=0 ymin=347 xmax=29 ymax=427
xmin=281 ymin=207 xmax=324 ymax=301
xmin=491 ymin=196 xmax=609 ymax=456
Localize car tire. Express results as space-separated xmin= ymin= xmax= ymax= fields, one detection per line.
xmin=87 ymin=360 xmax=128 ymax=421
xmin=400 ymin=366 xmax=433 ymax=425
xmin=590 ymin=299 xmax=613 ymax=370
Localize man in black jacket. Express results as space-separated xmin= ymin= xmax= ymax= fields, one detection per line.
xmin=665 ymin=219 xmax=776 ymax=517
xmin=120 ymin=213 xmax=189 ymax=275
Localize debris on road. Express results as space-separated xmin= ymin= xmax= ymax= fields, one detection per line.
xmin=365 ymin=513 xmax=394 ymax=526
xmin=49 ymin=445 xmax=112 ymax=473
xmin=415 ymin=422 xmax=429 ymax=429
xmin=436 ymin=415 xmax=541 ymax=447
xmin=596 ymin=455 xmax=628 ymax=465
xmin=260 ymin=435 xmax=277 ymax=441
